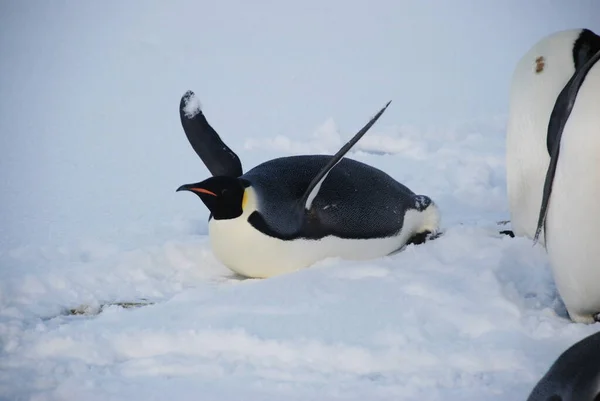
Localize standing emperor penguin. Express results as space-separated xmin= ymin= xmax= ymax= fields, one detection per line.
xmin=506 ymin=29 xmax=600 ymax=323
xmin=176 ymin=91 xmax=441 ymax=279
xmin=526 ymin=330 xmax=600 ymax=401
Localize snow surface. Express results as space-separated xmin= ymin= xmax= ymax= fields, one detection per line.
xmin=2 ymin=1 xmax=600 ymax=401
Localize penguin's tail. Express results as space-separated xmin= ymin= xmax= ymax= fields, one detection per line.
xmin=403 ymin=195 xmax=442 ymax=246
xmin=415 ymin=196 xmax=441 ymax=234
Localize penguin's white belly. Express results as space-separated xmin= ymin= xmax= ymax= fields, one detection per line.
xmin=506 ymin=110 xmax=549 ymax=242
xmin=207 ymin=207 xmax=439 ymax=279
xmin=505 ymin=30 xmax=584 ymax=243
xmin=545 ymin=66 xmax=600 ymax=323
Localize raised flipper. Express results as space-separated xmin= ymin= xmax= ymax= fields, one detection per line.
xmin=179 ymin=90 xmax=243 ymax=177
xmin=299 ymin=100 xmax=392 ymax=210
xmin=533 ymin=47 xmax=600 ymax=244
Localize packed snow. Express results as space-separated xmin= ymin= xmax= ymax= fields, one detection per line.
xmin=2 ymin=2 xmax=600 ymax=401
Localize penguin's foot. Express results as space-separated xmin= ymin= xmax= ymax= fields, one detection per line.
xmin=568 ymin=311 xmax=598 ymax=324
xmin=406 ymin=230 xmax=444 ymax=246
xmin=428 ymin=231 xmax=444 ymax=241
xmin=499 ymin=230 xmax=515 ymax=238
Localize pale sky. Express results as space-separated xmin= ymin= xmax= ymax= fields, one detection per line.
xmin=1 ymin=0 xmax=599 ymax=246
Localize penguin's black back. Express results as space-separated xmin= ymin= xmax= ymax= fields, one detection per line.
xmin=242 ymin=155 xmax=430 ymax=240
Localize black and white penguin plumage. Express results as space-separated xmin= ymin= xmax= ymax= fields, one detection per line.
xmin=506 ymin=28 xmax=600 ymax=323
xmin=526 ymin=330 xmax=600 ymax=401
xmin=176 ymin=91 xmax=441 ymax=278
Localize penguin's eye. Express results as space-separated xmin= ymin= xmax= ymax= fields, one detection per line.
xmin=221 ymin=188 xmax=229 ymax=196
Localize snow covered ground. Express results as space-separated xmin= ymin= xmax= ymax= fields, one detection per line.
xmin=2 ymin=2 xmax=600 ymax=401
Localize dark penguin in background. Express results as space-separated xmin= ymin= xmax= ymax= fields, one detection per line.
xmin=505 ymin=28 xmax=600 ymax=323
xmin=527 ymin=330 xmax=600 ymax=401
xmin=176 ymin=91 xmax=441 ymax=279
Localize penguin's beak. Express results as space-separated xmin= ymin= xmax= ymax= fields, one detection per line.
xmin=176 ymin=184 xmax=217 ymax=196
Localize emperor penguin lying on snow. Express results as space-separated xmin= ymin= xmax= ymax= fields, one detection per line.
xmin=506 ymin=28 xmax=600 ymax=323
xmin=176 ymin=91 xmax=440 ymax=279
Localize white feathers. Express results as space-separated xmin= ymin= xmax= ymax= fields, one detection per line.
xmin=544 ymin=61 xmax=600 ymax=323
xmin=413 ymin=201 xmax=441 ymax=235
xmin=304 ymin=162 xmax=339 ymax=210
xmin=506 ymin=29 xmax=583 ymax=244
xmin=183 ymin=92 xmax=202 ymax=118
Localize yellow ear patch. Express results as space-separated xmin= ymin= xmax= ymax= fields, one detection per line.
xmin=242 ymin=189 xmax=248 ymax=210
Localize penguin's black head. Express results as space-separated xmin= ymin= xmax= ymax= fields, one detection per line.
xmin=177 ymin=176 xmax=249 ymax=220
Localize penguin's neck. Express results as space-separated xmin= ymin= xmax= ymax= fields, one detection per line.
xmin=240 ymin=186 xmax=260 ymax=218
